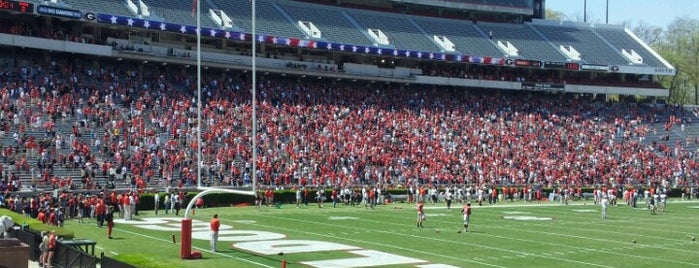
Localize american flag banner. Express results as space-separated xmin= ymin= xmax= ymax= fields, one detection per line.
xmin=95 ymin=12 xmax=504 ymax=66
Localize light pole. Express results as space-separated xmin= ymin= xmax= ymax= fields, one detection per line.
xmin=196 ymin=0 xmax=202 ymax=189
xmin=606 ymin=0 xmax=609 ymax=24
xmin=251 ymin=0 xmax=258 ymax=194
xmin=195 ymin=1 xmax=256 ymax=193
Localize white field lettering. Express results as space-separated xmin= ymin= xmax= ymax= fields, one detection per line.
xmin=115 ymin=217 xmax=460 ymax=268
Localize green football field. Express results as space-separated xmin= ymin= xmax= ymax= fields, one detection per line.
xmin=62 ymin=199 xmax=699 ymax=268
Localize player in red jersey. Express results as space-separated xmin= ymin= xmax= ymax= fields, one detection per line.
xmin=416 ymin=202 xmax=425 ymax=228
xmin=458 ymin=203 xmax=472 ymax=233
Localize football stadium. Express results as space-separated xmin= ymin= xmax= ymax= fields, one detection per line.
xmin=0 ymin=0 xmax=697 ymax=267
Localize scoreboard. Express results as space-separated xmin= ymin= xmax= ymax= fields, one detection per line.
xmin=0 ymin=0 xmax=33 ymax=13
xmin=544 ymin=61 xmax=580 ymax=71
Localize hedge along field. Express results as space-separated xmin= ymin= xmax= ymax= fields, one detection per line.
xmin=0 ymin=208 xmax=74 ymax=239
xmin=135 ymin=187 xmax=691 ymax=211
xmin=52 ymin=198 xmax=699 ymax=268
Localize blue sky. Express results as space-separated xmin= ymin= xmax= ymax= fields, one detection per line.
xmin=545 ymin=0 xmax=699 ymax=28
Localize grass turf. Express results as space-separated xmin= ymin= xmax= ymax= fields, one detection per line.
xmin=58 ymin=200 xmax=699 ymax=268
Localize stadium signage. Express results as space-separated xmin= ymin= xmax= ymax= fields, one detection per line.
xmin=653 ymin=67 xmax=675 ymax=74
xmin=37 ymin=5 xmax=82 ymax=20
xmin=0 ymin=0 xmax=32 ymax=13
xmin=513 ymin=59 xmax=542 ymax=68
xmin=580 ymin=64 xmax=609 ymax=71
xmin=521 ymin=82 xmax=564 ymax=91
xmin=545 ymin=61 xmax=580 ymax=71
xmin=116 ymin=217 xmax=458 ymax=267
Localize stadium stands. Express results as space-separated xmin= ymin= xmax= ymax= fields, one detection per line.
xmin=476 ymin=22 xmax=568 ymax=61
xmin=62 ymin=0 xmax=134 ymax=17
xmin=49 ymin=0 xmax=666 ymax=71
xmin=212 ymin=0 xmax=304 ymax=38
xmin=532 ymin=23 xmax=629 ymax=65
xmin=278 ymin=2 xmax=373 ymax=45
xmin=593 ymin=26 xmax=666 ymax=67
xmin=446 ymin=0 xmax=532 ymax=8
xmin=346 ymin=10 xmax=439 ymax=51
xmin=413 ymin=17 xmax=503 ymax=56
xmin=0 ymin=48 xmax=693 ymax=194
xmin=0 ymin=0 xmax=687 ymax=195
xmin=142 ymin=0 xmax=220 ymax=29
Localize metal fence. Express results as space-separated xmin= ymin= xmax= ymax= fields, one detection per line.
xmin=13 ymin=228 xmax=99 ymax=268
xmin=13 ymin=228 xmax=42 ymax=262
xmin=101 ymin=253 xmax=137 ymax=268
xmin=55 ymin=241 xmax=99 ymax=268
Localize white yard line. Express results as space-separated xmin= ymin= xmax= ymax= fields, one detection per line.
xmin=554 ymin=209 xmax=699 ymax=231
xmin=532 ymin=218 xmax=698 ymax=246
xmin=238 ymin=217 xmax=507 ymax=268
xmin=469 ymin=225 xmax=698 ymax=266
xmin=367 ymin=211 xmax=699 ymax=266
xmin=511 ymin=206 xmax=699 ymax=242
xmin=253 ymin=214 xmax=613 ymax=268
xmin=423 ymin=203 xmax=698 ymax=244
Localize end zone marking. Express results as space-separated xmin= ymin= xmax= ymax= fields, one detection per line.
xmin=233 ymin=220 xmax=257 ymax=224
xmin=502 ymin=211 xmax=531 ymax=214
xmin=329 ymin=216 xmax=359 ymax=220
xmin=502 ymin=216 xmax=554 ymax=221
xmin=114 ymin=228 xmax=274 ymax=267
xmin=572 ymin=209 xmax=596 ymax=212
xmin=248 ymin=217 xmax=506 ymax=268
xmin=256 ymin=214 xmax=613 ymax=268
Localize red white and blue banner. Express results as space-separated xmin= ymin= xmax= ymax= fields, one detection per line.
xmin=96 ymin=13 xmax=504 ymax=65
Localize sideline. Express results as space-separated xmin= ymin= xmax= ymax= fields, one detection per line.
xmin=418 ymin=200 xmax=699 ymax=210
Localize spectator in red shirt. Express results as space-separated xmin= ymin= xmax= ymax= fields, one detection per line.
xmin=210 ymin=214 xmax=221 ymax=252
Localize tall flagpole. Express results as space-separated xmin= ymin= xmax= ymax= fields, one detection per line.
xmin=196 ymin=0 xmax=202 ymax=189
xmin=251 ymin=0 xmax=257 ymax=193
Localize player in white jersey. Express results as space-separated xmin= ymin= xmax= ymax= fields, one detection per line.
xmin=653 ymin=193 xmax=660 ymax=212
xmin=455 ymin=186 xmax=463 ymax=203
xmin=601 ymin=197 xmax=608 ymax=220
xmin=477 ymin=187 xmax=484 ymax=206
xmin=659 ymin=191 xmax=667 ymax=212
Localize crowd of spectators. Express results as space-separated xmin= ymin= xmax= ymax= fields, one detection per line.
xmin=0 ymin=19 xmax=96 ymax=45
xmin=0 ymin=47 xmax=697 ymax=198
